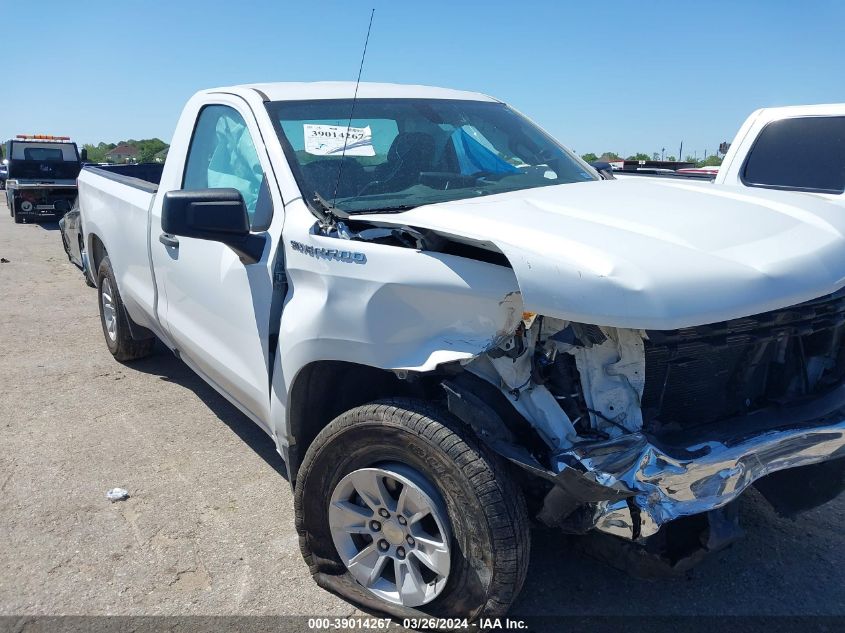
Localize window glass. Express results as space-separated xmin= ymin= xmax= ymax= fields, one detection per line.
xmin=24 ymin=147 xmax=64 ymax=161
xmin=267 ymin=99 xmax=595 ymax=214
xmin=183 ymin=105 xmax=267 ymax=223
xmin=11 ymin=142 xmax=77 ymax=161
xmin=743 ymin=116 xmax=845 ymax=194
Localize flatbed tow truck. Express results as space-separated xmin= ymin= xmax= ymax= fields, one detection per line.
xmin=4 ymin=134 xmax=82 ymax=223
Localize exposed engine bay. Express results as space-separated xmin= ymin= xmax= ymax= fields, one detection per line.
xmin=474 ymin=287 xmax=845 ymax=446
xmin=446 ymin=288 xmax=845 ymax=569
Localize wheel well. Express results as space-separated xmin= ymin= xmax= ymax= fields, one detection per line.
xmin=89 ymin=234 xmax=107 ymax=283
xmin=286 ymin=361 xmax=434 ymax=483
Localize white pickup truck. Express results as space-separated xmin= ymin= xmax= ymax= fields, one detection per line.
xmin=616 ymin=103 xmax=845 ymax=207
xmin=715 ymin=103 xmax=845 ymax=204
xmin=78 ymin=82 xmax=845 ymax=621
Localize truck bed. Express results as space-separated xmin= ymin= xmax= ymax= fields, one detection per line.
xmin=81 ymin=163 xmax=164 ymax=193
xmin=77 ymin=164 xmax=163 ymax=334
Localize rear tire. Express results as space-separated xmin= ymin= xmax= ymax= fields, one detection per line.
xmin=294 ymin=399 xmax=530 ymax=622
xmin=97 ymin=256 xmax=155 ymax=361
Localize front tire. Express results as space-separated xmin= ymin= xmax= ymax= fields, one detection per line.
xmin=295 ymin=399 xmax=530 ymax=622
xmin=97 ymin=256 xmax=154 ymax=361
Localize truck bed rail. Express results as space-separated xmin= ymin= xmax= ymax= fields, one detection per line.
xmin=82 ymin=163 xmax=164 ymax=193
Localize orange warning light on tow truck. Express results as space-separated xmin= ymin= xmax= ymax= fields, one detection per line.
xmin=15 ymin=135 xmax=72 ymax=141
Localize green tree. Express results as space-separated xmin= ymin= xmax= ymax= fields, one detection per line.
xmin=83 ymin=138 xmax=169 ymax=164
xmin=697 ymin=155 xmax=722 ymax=168
xmin=580 ymin=152 xmax=598 ymax=162
xmin=666 ymin=155 xmax=677 ymax=162
xmin=626 ymin=153 xmax=650 ymax=161
xmin=136 ymin=138 xmax=168 ymax=163
xmin=599 ymin=151 xmax=621 ymax=161
xmin=83 ymin=142 xmax=116 ymax=163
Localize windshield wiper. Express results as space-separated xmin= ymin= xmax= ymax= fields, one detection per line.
xmin=350 ymin=204 xmax=418 ymax=215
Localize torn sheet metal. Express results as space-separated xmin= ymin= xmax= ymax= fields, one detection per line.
xmin=558 ymin=327 xmax=646 ymax=437
xmin=467 ymin=353 xmax=578 ymax=449
xmin=552 ymin=415 xmax=845 ymax=539
xmin=466 ymin=326 xmax=578 ymax=448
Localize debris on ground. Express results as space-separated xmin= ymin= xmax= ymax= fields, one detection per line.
xmin=106 ymin=487 xmax=130 ymax=502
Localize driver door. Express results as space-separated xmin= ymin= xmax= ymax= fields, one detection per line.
xmin=152 ymin=98 xmax=285 ymax=427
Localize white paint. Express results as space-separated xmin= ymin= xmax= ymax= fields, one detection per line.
xmin=364 ymin=178 xmax=845 ymax=330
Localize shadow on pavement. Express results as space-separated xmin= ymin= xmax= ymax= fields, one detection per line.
xmin=34 ymin=220 xmax=62 ymax=231
xmin=510 ymin=492 xmax=843 ymax=622
xmin=128 ymin=341 xmax=288 ymax=481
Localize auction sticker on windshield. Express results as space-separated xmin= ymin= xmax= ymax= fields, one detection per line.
xmin=304 ymin=123 xmax=375 ymax=156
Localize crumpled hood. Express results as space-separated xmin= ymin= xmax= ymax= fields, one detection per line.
xmin=363 ymin=179 xmax=845 ymax=330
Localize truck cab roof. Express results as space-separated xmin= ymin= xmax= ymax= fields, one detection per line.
xmin=201 ymin=81 xmax=499 ymax=103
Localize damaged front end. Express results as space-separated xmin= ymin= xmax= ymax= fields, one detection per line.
xmin=447 ymin=289 xmax=845 ymax=568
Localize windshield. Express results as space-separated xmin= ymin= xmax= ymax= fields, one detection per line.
xmin=7 ymin=141 xmax=81 ymax=180
xmin=267 ymin=98 xmax=596 ymax=213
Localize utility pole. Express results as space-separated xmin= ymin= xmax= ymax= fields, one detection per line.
xmin=679 ymin=141 xmax=683 ymax=162
xmin=661 ymin=147 xmax=665 ymax=161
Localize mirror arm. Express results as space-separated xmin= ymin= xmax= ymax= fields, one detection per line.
xmin=222 ymin=233 xmax=266 ymax=265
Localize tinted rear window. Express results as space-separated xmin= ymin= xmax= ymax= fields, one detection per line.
xmin=742 ymin=116 xmax=845 ymax=194
xmin=24 ymin=147 xmax=64 ymax=161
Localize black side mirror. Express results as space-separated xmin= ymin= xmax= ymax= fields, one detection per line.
xmin=589 ymin=161 xmax=615 ymax=180
xmin=80 ymin=148 xmax=88 ymax=162
xmin=161 ymin=188 xmax=265 ymax=264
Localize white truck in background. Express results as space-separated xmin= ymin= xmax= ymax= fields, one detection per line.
xmin=76 ymin=82 xmax=845 ymax=622
xmin=715 ymin=103 xmax=845 ymax=205
xmin=614 ymin=104 xmax=845 ymax=205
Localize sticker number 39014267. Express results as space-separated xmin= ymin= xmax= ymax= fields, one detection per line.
xmin=304 ymin=124 xmax=375 ymax=157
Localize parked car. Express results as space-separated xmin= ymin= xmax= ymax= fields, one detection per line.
xmin=77 ymin=82 xmax=845 ymax=622
xmin=715 ymin=103 xmax=845 ymax=205
xmin=4 ymin=135 xmax=81 ymax=223
xmin=676 ymin=166 xmax=719 ymax=176
xmin=59 ymin=201 xmax=95 ymax=286
xmin=0 ymin=162 xmax=8 ymax=189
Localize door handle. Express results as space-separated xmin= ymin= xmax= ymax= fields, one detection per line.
xmin=159 ymin=233 xmax=179 ymax=248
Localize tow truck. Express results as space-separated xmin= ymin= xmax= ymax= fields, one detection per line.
xmin=4 ymin=134 xmax=82 ymax=223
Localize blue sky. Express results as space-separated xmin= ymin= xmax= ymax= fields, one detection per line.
xmin=4 ymin=0 xmax=844 ymax=159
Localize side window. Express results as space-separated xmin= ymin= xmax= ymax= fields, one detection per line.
xmin=183 ymin=105 xmax=269 ymax=226
xmin=742 ymin=116 xmax=845 ymax=194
